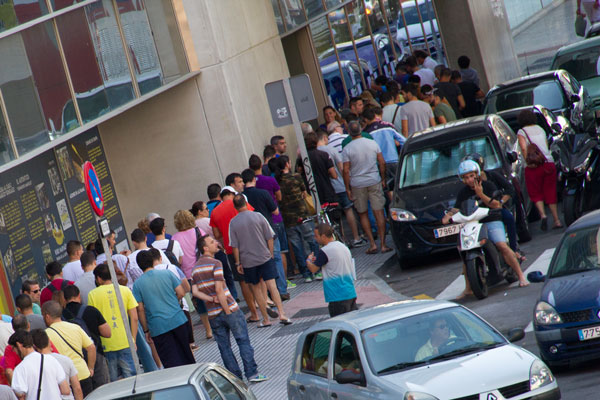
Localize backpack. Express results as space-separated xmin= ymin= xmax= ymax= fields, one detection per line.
xmin=68 ymin=305 xmax=92 ymax=339
xmin=154 ymin=240 xmax=180 ymax=267
xmin=194 ymin=227 xmax=203 ymax=258
xmin=46 ymin=280 xmax=69 ymax=294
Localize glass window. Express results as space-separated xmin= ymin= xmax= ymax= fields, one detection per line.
xmin=365 ymin=1 xmax=399 ymax=76
xmin=325 ymin=0 xmax=342 ymax=10
xmin=114 ymin=0 xmax=163 ymax=95
xmin=550 ymin=227 xmax=600 ymax=278
xmin=0 ymin=22 xmax=79 ymax=156
xmin=552 ymin=47 xmax=600 ymax=83
xmin=280 ymin=0 xmax=306 ymax=31
xmin=206 ymin=370 xmax=243 ymax=400
xmin=50 ymin=0 xmax=86 ymax=12
xmin=398 ymin=136 xmax=501 ymax=188
xmin=301 ymin=330 xmax=332 ymax=377
xmin=0 ymin=0 xmax=49 ymax=33
xmin=333 ymin=331 xmax=364 ymax=383
xmin=271 ymin=0 xmax=285 ymax=34
xmin=304 ymin=0 xmax=325 ymax=19
xmin=484 ymin=80 xmax=566 ymax=114
xmin=346 ymin=1 xmax=380 ymax=82
xmin=202 ymin=377 xmax=223 ymax=400
xmin=361 ymin=306 xmax=505 ymax=375
xmin=0 ymin=112 xmax=15 ymax=165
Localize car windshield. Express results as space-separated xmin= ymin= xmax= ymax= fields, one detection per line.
xmin=549 ymin=226 xmax=600 ymax=278
xmin=397 ymin=2 xmax=434 ymax=28
xmin=362 ymin=306 xmax=506 ymax=375
xmin=398 ymin=136 xmax=501 ymax=188
xmin=485 ymin=80 xmax=566 ymax=113
xmin=553 ymin=48 xmax=600 ymax=82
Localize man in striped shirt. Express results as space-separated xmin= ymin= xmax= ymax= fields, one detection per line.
xmin=191 ymin=235 xmax=267 ymax=383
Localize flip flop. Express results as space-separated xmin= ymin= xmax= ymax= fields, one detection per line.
xmin=257 ymin=322 xmax=272 ymax=328
xmin=365 ymin=248 xmax=378 ymax=255
xmin=381 ymin=247 xmax=393 ymax=253
xmin=279 ymin=319 xmax=293 ymax=325
xmin=246 ymin=317 xmax=260 ymax=323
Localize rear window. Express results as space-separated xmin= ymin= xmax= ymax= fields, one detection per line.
xmin=552 ymin=47 xmax=600 ymax=82
xmin=398 ymin=136 xmax=501 ymax=188
xmin=485 ymin=80 xmax=565 ymax=113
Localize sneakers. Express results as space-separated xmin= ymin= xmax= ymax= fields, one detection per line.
xmin=287 ymin=280 xmax=297 ymax=289
xmin=304 ymin=276 xmax=313 ymax=283
xmin=351 ymin=238 xmax=366 ymax=248
xmin=314 ymin=272 xmax=323 ymax=280
xmin=249 ymin=374 xmax=269 ymax=383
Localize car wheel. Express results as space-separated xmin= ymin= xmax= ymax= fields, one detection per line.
xmin=465 ymin=257 xmax=488 ymax=299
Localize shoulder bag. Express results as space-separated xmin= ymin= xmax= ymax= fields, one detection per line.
xmin=37 ymin=354 xmax=44 ymax=400
xmin=49 ymin=326 xmax=85 ymax=360
xmin=522 ymin=128 xmax=547 ymax=168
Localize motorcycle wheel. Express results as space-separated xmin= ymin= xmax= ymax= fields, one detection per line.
xmin=465 ymin=257 xmax=489 ymax=299
xmin=563 ymin=192 xmax=582 ymax=226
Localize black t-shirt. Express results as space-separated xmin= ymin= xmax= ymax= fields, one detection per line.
xmin=435 ymin=81 xmax=463 ymax=118
xmin=63 ymin=302 xmax=107 ymax=355
xmin=308 ymin=148 xmax=337 ymax=204
xmin=458 ymin=81 xmax=481 ymax=117
xmin=486 ymin=170 xmax=516 ymax=200
xmin=243 ymin=187 xmax=277 ymax=225
xmin=455 ymin=180 xmax=501 ymax=222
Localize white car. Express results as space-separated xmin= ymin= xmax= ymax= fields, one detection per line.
xmin=287 ymin=300 xmax=560 ymax=400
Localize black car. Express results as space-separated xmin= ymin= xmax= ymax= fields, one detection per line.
xmin=390 ymin=115 xmax=530 ymax=264
xmin=496 ymin=105 xmax=568 ymax=140
xmin=483 ymin=70 xmax=596 ymax=135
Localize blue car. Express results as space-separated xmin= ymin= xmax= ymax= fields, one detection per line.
xmin=530 ymin=209 xmax=600 ymax=367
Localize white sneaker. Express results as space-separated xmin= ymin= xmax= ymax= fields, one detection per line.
xmin=304 ymin=276 xmax=313 ymax=283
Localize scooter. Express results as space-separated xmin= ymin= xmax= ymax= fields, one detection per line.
xmin=449 ymin=199 xmax=518 ymax=299
xmin=551 ymin=130 xmax=600 ymax=226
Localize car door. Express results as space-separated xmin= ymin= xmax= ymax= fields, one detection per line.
xmin=327 ymin=331 xmax=379 ymax=400
xmin=290 ymin=330 xmax=332 ymax=399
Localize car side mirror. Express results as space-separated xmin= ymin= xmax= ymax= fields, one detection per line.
xmin=335 ymin=370 xmax=364 ymax=386
xmin=527 ymin=271 xmax=546 ymax=283
xmin=551 ymin=122 xmax=562 ymax=135
xmin=570 ymin=94 xmax=581 ymax=103
xmin=506 ymin=151 xmax=518 ymax=163
xmin=506 ymin=328 xmax=525 ymax=343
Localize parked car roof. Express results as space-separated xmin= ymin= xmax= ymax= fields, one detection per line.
xmin=402 ymin=116 xmax=494 ymax=152
xmin=566 ymin=209 xmax=600 ymax=232
xmin=310 ymin=300 xmax=457 ymax=331
xmin=555 ymin=35 xmax=600 ymax=55
xmin=488 ymin=71 xmax=561 ymax=92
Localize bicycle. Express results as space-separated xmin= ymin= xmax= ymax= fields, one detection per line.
xmin=302 ymin=202 xmax=347 ymax=245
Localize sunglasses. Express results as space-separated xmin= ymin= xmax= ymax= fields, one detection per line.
xmin=30 ymin=289 xmax=40 ymax=294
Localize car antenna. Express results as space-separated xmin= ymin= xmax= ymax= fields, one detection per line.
xmin=132 ymin=373 xmax=139 ymax=394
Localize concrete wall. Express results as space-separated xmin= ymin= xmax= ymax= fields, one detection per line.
xmin=434 ymin=0 xmax=521 ymax=92
xmin=98 ymin=0 xmax=294 ymax=234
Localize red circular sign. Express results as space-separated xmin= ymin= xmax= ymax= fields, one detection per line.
xmin=83 ymin=161 xmax=104 ymax=217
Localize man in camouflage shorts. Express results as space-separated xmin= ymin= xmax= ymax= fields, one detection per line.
xmin=277 ymin=156 xmax=320 ymax=283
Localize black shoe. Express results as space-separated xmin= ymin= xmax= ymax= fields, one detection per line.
xmin=280 ymin=294 xmax=290 ymax=301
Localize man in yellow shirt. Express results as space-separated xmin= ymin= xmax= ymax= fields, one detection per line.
xmin=42 ymin=300 xmax=96 ymax=397
xmin=88 ymin=264 xmax=138 ymax=382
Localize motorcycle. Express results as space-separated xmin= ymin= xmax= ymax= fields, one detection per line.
xmin=551 ymin=128 xmax=600 ymax=226
xmin=449 ymin=199 xmax=518 ymax=299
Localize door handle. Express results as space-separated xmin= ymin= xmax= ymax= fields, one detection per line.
xmin=299 ymin=385 xmax=305 ymax=392
xmin=331 ymin=393 xmax=338 ymax=398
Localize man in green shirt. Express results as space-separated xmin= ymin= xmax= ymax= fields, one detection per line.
xmin=431 ymin=90 xmax=457 ymax=125
xmin=21 ymin=280 xmax=42 ymax=315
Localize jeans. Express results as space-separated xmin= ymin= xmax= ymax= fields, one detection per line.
xmin=105 ymin=348 xmax=137 ymax=382
xmin=286 ymin=221 xmax=319 ymax=278
xmin=136 ymin=322 xmax=158 ymax=373
xmin=210 ymin=309 xmax=258 ymax=380
xmin=272 ymin=235 xmax=288 ymax=295
xmin=501 ymin=208 xmax=518 ymax=252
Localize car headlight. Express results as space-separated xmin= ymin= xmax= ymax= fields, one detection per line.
xmin=529 ymin=359 xmax=554 ymax=391
xmin=534 ymin=301 xmax=563 ymax=325
xmin=404 ymin=392 xmax=439 ymax=400
xmin=390 ymin=208 xmax=417 ymax=221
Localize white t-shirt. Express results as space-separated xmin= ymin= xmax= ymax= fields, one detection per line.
xmin=151 ymin=239 xmax=184 ymax=263
xmin=517 ymin=125 xmax=554 ymax=162
xmin=62 ymin=260 xmax=83 ymax=282
xmin=154 ymin=264 xmax=189 ymax=311
xmin=129 ymin=248 xmax=169 ymax=269
xmin=415 ymin=67 xmax=436 ymax=87
xmin=423 ymin=56 xmax=438 ymax=71
xmin=12 ymin=352 xmax=66 ymax=400
xmin=49 ymin=353 xmax=77 ymax=400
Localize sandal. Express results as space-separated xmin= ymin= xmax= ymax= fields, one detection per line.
xmin=365 ymin=247 xmax=378 ymax=255
xmin=381 ymin=247 xmax=393 ymax=253
xmin=279 ymin=319 xmax=293 ymax=325
xmin=257 ymin=322 xmax=272 ymax=328
xmin=246 ymin=317 xmax=260 ymax=323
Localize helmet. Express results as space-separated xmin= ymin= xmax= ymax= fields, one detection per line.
xmin=463 ymin=153 xmax=484 ymax=170
xmin=457 ymin=160 xmax=481 ymax=178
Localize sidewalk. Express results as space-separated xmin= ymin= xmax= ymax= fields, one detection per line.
xmin=190 ymin=237 xmax=404 ymax=400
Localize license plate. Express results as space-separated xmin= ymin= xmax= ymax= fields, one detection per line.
xmin=433 ymin=224 xmax=464 ymax=238
xmin=578 ymin=325 xmax=600 ymax=341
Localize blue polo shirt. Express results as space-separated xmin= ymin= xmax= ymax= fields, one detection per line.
xmin=132 ymin=269 xmax=187 ymax=337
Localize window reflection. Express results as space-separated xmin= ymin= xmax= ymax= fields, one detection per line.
xmin=0 ymin=110 xmax=15 ymax=165
xmin=325 ymin=0 xmax=342 ymax=10
xmin=303 ymin=0 xmax=324 ymax=19
xmin=271 ymin=0 xmax=285 ymax=34
xmin=115 ymin=0 xmax=162 ymax=95
xmin=0 ymin=22 xmax=78 ymax=156
xmin=280 ymin=0 xmax=306 ymax=31
xmin=0 ymin=0 xmax=49 ymax=30
xmin=50 ymin=0 xmax=84 ymax=12
xmin=367 ymin=0 xmax=400 ymax=77
xmin=346 ymin=1 xmax=379 ymax=84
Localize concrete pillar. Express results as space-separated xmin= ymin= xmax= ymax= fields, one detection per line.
xmin=434 ymin=0 xmax=521 ymax=93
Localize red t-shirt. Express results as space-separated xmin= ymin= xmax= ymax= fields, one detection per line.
xmin=40 ymin=279 xmax=74 ymax=305
xmin=209 ymin=200 xmax=254 ymax=254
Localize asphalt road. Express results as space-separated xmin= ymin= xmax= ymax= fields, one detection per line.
xmin=377 ymin=211 xmax=600 ymax=400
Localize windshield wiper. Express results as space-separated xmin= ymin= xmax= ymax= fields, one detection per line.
xmin=377 ymin=360 xmax=427 ymax=374
xmin=428 ymin=342 xmax=503 ymax=362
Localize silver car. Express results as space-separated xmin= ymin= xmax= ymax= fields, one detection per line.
xmin=287 ymin=300 xmax=560 ymax=400
xmin=85 ymin=363 xmax=257 ymax=399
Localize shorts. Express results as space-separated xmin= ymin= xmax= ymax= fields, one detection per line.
xmin=273 ymin=221 xmax=289 ymax=253
xmin=385 ymin=162 xmax=398 ymax=189
xmin=525 ymin=162 xmax=557 ymax=205
xmin=328 ymin=298 xmax=358 ymax=318
xmin=485 ymin=221 xmax=506 ymax=244
xmin=336 ymin=191 xmax=353 ymax=209
xmin=352 ymin=183 xmax=386 ymax=213
xmin=242 ymin=258 xmax=279 ymax=285
xmin=227 ymin=253 xmax=244 ymax=281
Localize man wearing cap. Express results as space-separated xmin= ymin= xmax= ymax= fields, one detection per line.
xmin=210 ymin=186 xmax=261 ymax=322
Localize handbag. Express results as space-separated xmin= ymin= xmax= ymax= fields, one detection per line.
xmin=304 ymin=194 xmax=316 ymax=215
xmin=575 ymin=14 xmax=587 ymax=37
xmin=522 ymin=128 xmax=547 ymax=168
